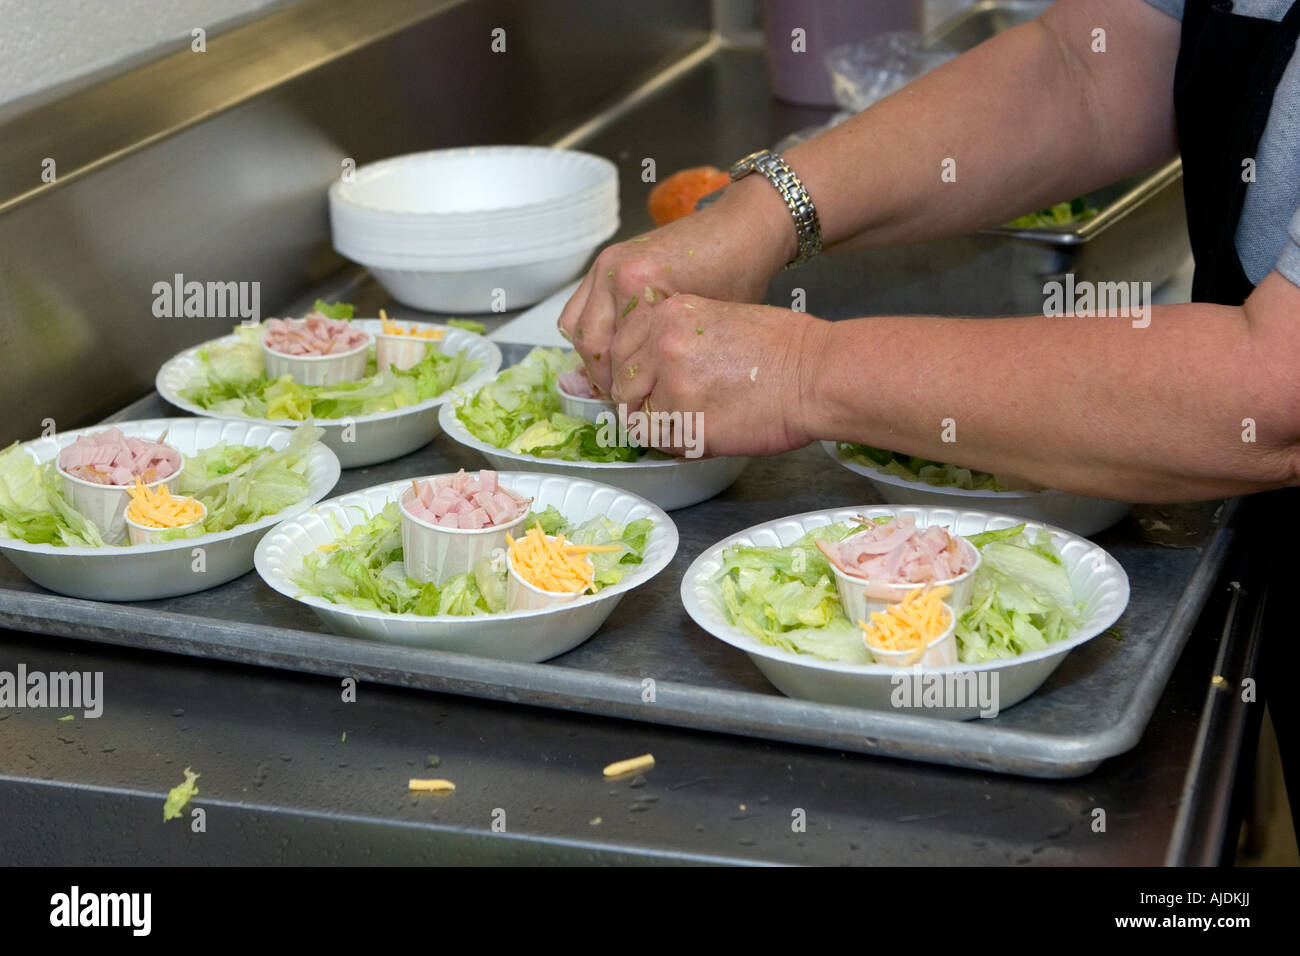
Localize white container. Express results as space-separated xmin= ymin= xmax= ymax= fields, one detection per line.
xmin=367 ymin=245 xmax=609 ymax=315
xmin=398 ymin=477 xmax=530 ymax=584
xmin=1 ymin=418 xmax=340 ymax=601
xmin=681 ymin=505 xmax=1130 ymax=720
xmin=254 ymin=472 xmax=679 ymax=662
xmin=438 ymin=402 xmax=749 ymax=512
xmin=506 ymin=541 xmax=591 ymax=612
xmin=823 ymin=441 xmax=1131 ymax=537
xmin=826 ymin=530 xmax=980 ymax=626
xmin=375 ymin=332 xmax=435 ymax=372
xmin=125 ymin=498 xmax=207 ymax=546
xmin=57 ymin=456 xmax=184 ymax=546
xmin=261 ymin=332 xmax=371 ymax=386
xmin=157 ymin=321 xmax=502 ymax=468
xmin=329 ymin=146 xmax=617 ymax=218
xmin=556 ymin=378 xmax=617 ymax=425
xmin=862 ymin=600 xmax=958 ymax=668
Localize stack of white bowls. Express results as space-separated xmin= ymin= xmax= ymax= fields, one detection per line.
xmin=329 ymin=146 xmax=619 ymax=314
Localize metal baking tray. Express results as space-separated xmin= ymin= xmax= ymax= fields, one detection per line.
xmin=763 ymin=0 xmax=1191 ymax=318
xmin=0 ymin=344 xmax=1235 ymax=778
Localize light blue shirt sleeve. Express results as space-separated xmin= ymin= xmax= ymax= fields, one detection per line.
xmin=1276 ymin=206 xmax=1300 ymax=287
xmin=1142 ymin=0 xmax=1185 ymax=17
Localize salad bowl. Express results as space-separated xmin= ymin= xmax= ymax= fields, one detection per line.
xmin=254 ymin=472 xmax=678 ymax=661
xmin=823 ymin=441 xmax=1131 ymax=537
xmin=0 ymin=418 xmax=340 ymax=601
xmin=157 ymin=320 xmax=502 ymax=468
xmin=682 ymin=505 xmax=1130 ymax=719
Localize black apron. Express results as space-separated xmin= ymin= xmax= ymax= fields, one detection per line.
xmin=1174 ymin=0 xmax=1300 ymax=305
xmin=1174 ymin=0 xmax=1300 ymax=846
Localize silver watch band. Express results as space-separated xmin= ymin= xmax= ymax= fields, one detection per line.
xmin=729 ymin=148 xmax=822 ymax=268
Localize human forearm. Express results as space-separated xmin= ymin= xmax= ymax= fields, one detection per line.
xmin=805 ymin=275 xmax=1300 ymax=502
xmin=770 ymin=0 xmax=1181 ymax=253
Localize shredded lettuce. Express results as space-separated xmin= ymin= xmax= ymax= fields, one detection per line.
xmin=454 ymin=347 xmax=651 ymax=463
xmin=312 ymin=299 xmax=354 ymax=320
xmin=838 ymin=442 xmax=1011 ymax=492
xmin=180 ymin=317 xmax=481 ymax=420
xmin=163 ymin=767 xmax=200 ymax=822
xmin=0 ymin=424 xmax=323 ymax=548
xmin=955 ymin=525 xmax=1083 ymax=663
xmin=446 ymin=318 xmax=487 ymax=335
xmin=291 ymin=503 xmax=654 ymax=615
xmin=713 ymin=521 xmax=869 ymax=664
xmin=710 ymin=519 xmax=1083 ymax=666
xmin=0 ymin=443 xmax=106 ymax=547
xmin=1006 ymin=197 xmax=1098 ymax=229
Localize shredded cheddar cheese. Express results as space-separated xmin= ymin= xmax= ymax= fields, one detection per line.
xmin=379 ymin=308 xmax=445 ymax=340
xmin=408 ymin=778 xmax=455 ymax=792
xmin=126 ymin=478 xmax=205 ymax=529
xmin=506 ymin=524 xmax=621 ymax=594
xmin=603 ymin=754 xmax=655 ymax=778
xmin=859 ymin=585 xmax=953 ymax=653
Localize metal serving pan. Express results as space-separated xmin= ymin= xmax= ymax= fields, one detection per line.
xmin=762 ymin=0 xmax=1191 ymax=318
xmin=0 ymin=343 xmax=1234 ymax=778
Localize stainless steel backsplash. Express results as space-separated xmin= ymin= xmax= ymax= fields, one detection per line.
xmin=0 ymin=0 xmax=709 ymax=443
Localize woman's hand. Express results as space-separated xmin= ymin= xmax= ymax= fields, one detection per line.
xmin=602 ymin=292 xmax=831 ymax=459
xmin=557 ymin=176 xmax=796 ymax=396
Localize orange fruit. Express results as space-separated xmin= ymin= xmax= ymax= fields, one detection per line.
xmin=647 ymin=166 xmax=731 ymax=226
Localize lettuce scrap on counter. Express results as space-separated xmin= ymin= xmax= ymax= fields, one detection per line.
xmin=292 ymin=502 xmax=653 ymax=615
xmin=837 ymin=442 xmax=1035 ymax=493
xmin=0 ymin=424 xmax=324 ymax=547
xmin=454 ymin=347 xmax=658 ymax=464
xmin=180 ymin=301 xmax=481 ymax=420
xmin=712 ymin=520 xmax=1083 ymax=665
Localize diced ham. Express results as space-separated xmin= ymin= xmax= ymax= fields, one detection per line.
xmin=402 ymin=470 xmax=531 ymax=528
xmin=262 ymin=314 xmax=370 ymax=357
xmin=557 ymin=367 xmax=599 ymax=399
xmin=57 ymin=428 xmax=181 ymax=486
xmin=815 ymin=515 xmax=973 ymax=585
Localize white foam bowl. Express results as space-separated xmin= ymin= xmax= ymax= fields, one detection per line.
xmin=368 ymin=245 xmax=609 ymax=315
xmin=254 ymin=472 xmax=678 ymax=661
xmin=438 ymin=402 xmax=750 ymax=512
xmin=0 ymin=418 xmax=340 ymax=602
xmin=681 ymin=505 xmax=1130 ymax=720
xmin=157 ymin=320 xmax=501 ymax=468
xmin=822 ymin=442 xmax=1131 ymax=538
xmin=328 ymin=146 xmax=618 ymax=220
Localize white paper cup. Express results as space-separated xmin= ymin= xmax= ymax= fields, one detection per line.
xmin=376 ymin=332 xmax=435 ymax=373
xmin=262 ymin=332 xmax=372 ymax=385
xmin=829 ymin=535 xmax=980 ymax=627
xmin=862 ymin=600 xmax=958 ymax=669
xmin=57 ymin=457 xmax=185 ymax=546
xmin=506 ymin=543 xmax=592 ymax=612
xmin=399 ymin=478 xmax=530 ymax=584
xmin=556 ymin=379 xmax=616 ymax=425
xmin=125 ymin=498 xmax=207 ymax=546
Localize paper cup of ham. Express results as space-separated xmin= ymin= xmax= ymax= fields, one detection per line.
xmin=861 ymin=598 xmax=959 ymax=669
xmin=56 ymin=429 xmax=185 ymax=545
xmin=555 ymin=366 xmax=617 ymax=425
xmin=506 ymin=543 xmax=592 ymax=612
xmin=125 ymin=497 xmax=207 ymax=546
xmin=818 ymin=514 xmax=980 ymax=627
xmin=399 ymin=469 xmax=532 ymax=584
xmin=261 ymin=315 xmax=372 ymax=385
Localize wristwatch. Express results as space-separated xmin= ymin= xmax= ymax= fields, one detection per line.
xmin=728 ymin=148 xmax=822 ymax=268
